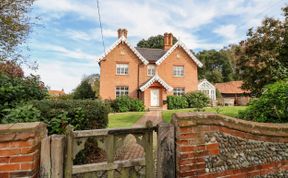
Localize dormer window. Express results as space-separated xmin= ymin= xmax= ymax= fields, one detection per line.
xmin=147 ymin=65 xmax=156 ymax=76
xmin=116 ymin=64 xmax=128 ymax=75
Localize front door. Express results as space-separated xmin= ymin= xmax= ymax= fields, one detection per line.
xmin=151 ymin=89 xmax=160 ymax=107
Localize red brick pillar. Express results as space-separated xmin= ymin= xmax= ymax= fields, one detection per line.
xmin=0 ymin=122 xmax=47 ymax=178
xmin=173 ymin=115 xmax=220 ymax=177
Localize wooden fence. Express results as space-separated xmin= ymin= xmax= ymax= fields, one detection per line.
xmin=40 ymin=121 xmax=175 ymax=178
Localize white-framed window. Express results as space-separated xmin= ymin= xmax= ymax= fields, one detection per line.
xmin=173 ymin=66 xmax=184 ymax=77
xmin=147 ymin=65 xmax=156 ymax=76
xmin=201 ymin=90 xmax=209 ymax=96
xmin=173 ymin=88 xmax=185 ymax=96
xmin=115 ymin=86 xmax=129 ymax=97
xmin=116 ymin=64 xmax=128 ymax=75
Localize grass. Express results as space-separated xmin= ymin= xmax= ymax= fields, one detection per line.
xmin=162 ymin=106 xmax=247 ymax=123
xmin=108 ymin=112 xmax=145 ymax=128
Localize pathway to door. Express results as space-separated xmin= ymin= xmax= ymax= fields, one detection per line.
xmin=116 ymin=111 xmax=163 ymax=160
xmin=133 ymin=111 xmax=163 ymax=127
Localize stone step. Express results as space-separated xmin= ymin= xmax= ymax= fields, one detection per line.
xmin=148 ymin=107 xmax=162 ymax=111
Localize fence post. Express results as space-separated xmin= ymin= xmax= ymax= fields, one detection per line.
xmin=106 ymin=134 xmax=115 ymax=178
xmin=40 ymin=136 xmax=51 ymax=178
xmin=51 ymin=135 xmax=65 ymax=178
xmin=64 ymin=125 xmax=74 ymax=178
xmin=144 ymin=120 xmax=154 ymax=178
xmin=157 ymin=123 xmax=175 ymax=178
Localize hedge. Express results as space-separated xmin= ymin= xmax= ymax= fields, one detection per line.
xmin=167 ymin=96 xmax=188 ymax=109
xmin=110 ymin=96 xmax=145 ymax=112
xmin=31 ymin=99 xmax=110 ymax=134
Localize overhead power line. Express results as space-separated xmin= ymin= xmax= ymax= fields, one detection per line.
xmin=97 ymin=0 xmax=106 ymax=54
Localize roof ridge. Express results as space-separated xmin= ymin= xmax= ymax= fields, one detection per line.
xmin=135 ymin=47 xmax=164 ymax=50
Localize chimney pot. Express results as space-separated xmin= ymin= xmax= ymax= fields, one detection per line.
xmin=164 ymin=32 xmax=173 ymax=50
xmin=117 ymin=28 xmax=128 ymax=38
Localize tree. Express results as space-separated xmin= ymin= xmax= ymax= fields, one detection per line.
xmin=0 ymin=61 xmax=24 ymax=77
xmin=137 ymin=35 xmax=177 ymax=49
xmin=197 ymin=50 xmax=234 ymax=83
xmin=0 ymin=0 xmax=35 ymax=63
xmin=236 ymin=6 xmax=288 ymax=96
xmin=73 ymin=75 xmax=97 ymax=99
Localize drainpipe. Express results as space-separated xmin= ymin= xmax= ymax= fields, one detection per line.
xmin=137 ymin=63 xmax=140 ymax=99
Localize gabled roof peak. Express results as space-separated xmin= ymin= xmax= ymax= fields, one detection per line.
xmin=155 ymin=40 xmax=203 ymax=67
xmin=139 ymin=74 xmax=173 ymax=91
xmin=97 ymin=36 xmax=149 ymax=65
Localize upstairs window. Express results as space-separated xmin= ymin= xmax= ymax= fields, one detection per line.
xmin=147 ymin=65 xmax=156 ymax=76
xmin=116 ymin=64 xmax=128 ymax=75
xmin=173 ymin=88 xmax=185 ymax=96
xmin=116 ymin=86 xmax=129 ymax=97
xmin=173 ymin=66 xmax=184 ymax=77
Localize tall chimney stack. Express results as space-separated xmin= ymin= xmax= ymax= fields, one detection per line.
xmin=164 ymin=32 xmax=173 ymax=50
xmin=118 ymin=28 xmax=128 ymax=38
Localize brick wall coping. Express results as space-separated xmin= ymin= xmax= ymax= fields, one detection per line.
xmin=0 ymin=122 xmax=46 ymax=134
xmin=172 ymin=112 xmax=288 ymax=137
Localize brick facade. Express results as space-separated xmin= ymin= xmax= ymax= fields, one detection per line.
xmin=99 ymin=29 xmax=200 ymax=109
xmin=172 ymin=113 xmax=288 ymax=178
xmin=0 ymin=122 xmax=47 ymax=178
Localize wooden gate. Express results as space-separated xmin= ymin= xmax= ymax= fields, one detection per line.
xmin=64 ymin=121 xmax=158 ymax=178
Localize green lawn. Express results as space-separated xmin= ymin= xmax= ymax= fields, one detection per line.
xmin=162 ymin=106 xmax=247 ymax=123
xmin=108 ymin=112 xmax=145 ymax=128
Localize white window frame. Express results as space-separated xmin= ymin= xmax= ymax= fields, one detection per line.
xmin=115 ymin=86 xmax=129 ymax=97
xmin=147 ymin=65 xmax=156 ymax=76
xmin=173 ymin=66 xmax=184 ymax=77
xmin=116 ymin=64 xmax=128 ymax=75
xmin=173 ymin=87 xmax=185 ymax=96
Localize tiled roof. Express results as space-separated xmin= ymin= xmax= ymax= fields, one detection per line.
xmin=214 ymin=81 xmax=250 ymax=94
xmin=48 ymin=90 xmax=65 ymax=96
xmin=135 ymin=47 xmax=166 ymax=62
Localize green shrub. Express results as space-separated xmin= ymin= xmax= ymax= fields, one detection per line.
xmin=239 ymin=79 xmax=288 ymax=122
xmin=28 ymin=99 xmax=110 ymax=134
xmin=130 ymin=99 xmax=145 ymax=112
xmin=184 ymin=91 xmax=210 ymax=110
xmin=0 ymin=74 xmax=48 ymax=117
xmin=167 ymin=96 xmax=188 ymax=109
xmin=111 ymin=96 xmax=145 ymax=112
xmin=2 ymin=104 xmax=41 ymax=124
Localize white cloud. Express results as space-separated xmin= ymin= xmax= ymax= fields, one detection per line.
xmin=34 ymin=0 xmax=286 ymax=49
xmin=24 ymin=60 xmax=99 ymax=93
xmin=31 ymin=43 xmax=98 ymax=61
xmin=213 ymin=24 xmax=239 ymax=43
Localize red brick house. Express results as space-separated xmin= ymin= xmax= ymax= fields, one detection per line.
xmin=98 ymin=29 xmax=203 ymax=109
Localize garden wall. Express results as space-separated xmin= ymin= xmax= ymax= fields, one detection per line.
xmin=0 ymin=122 xmax=47 ymax=178
xmin=173 ymin=113 xmax=288 ymax=178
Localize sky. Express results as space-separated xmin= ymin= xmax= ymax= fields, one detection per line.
xmin=24 ymin=0 xmax=287 ymax=93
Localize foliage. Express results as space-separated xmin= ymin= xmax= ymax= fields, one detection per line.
xmin=0 ymin=0 xmax=35 ymax=62
xmin=29 ymin=99 xmax=110 ymax=134
xmin=0 ymin=73 xmax=48 ymax=118
xmin=73 ymin=77 xmax=95 ymax=99
xmin=167 ymin=96 xmax=188 ymax=109
xmin=184 ymin=91 xmax=210 ymax=110
xmin=239 ymin=79 xmax=288 ymax=123
xmin=137 ymin=35 xmax=177 ymax=49
xmin=110 ymin=96 xmax=145 ymax=112
xmin=0 ymin=61 xmax=24 ymax=77
xmin=2 ymin=104 xmax=41 ymax=124
xmin=197 ymin=50 xmax=234 ymax=83
xmin=235 ymin=6 xmax=288 ymax=96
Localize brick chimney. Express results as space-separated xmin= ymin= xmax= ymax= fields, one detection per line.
xmin=164 ymin=32 xmax=173 ymax=50
xmin=118 ymin=28 xmax=128 ymax=38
